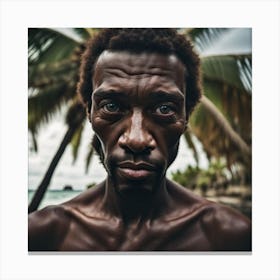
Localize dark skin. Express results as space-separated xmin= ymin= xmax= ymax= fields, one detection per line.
xmin=29 ymin=51 xmax=251 ymax=251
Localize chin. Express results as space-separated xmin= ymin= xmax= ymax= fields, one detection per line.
xmin=117 ymin=182 xmax=155 ymax=196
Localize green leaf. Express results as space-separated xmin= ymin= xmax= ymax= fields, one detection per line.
xmin=28 ymin=28 xmax=79 ymax=64
xmin=28 ymin=59 xmax=78 ymax=89
xmin=186 ymin=28 xmax=229 ymax=53
xmin=28 ymin=83 xmax=70 ymax=132
xmin=202 ymin=54 xmax=251 ymax=92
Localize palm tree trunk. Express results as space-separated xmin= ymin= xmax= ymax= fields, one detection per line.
xmin=200 ymin=95 xmax=251 ymax=158
xmin=28 ymin=126 xmax=76 ymax=213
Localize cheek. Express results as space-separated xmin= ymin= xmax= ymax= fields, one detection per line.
xmin=156 ymin=120 xmax=185 ymax=164
xmin=91 ymin=115 xmax=123 ymax=158
xmin=91 ymin=116 xmax=103 ymax=136
xmin=160 ymin=120 xmax=185 ymax=148
xmin=91 ymin=116 xmax=111 ymax=152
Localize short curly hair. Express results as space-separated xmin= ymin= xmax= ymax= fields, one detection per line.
xmin=77 ymin=28 xmax=201 ymax=118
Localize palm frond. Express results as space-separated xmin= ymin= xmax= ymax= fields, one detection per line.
xmin=28 ymin=59 xmax=78 ymax=88
xmin=28 ymin=83 xmax=72 ymax=133
xmin=202 ymin=79 xmax=251 ymax=142
xmin=190 ymin=95 xmax=251 ymax=168
xmin=202 ymin=54 xmax=251 ymax=92
xmin=201 ymin=95 xmax=250 ymax=156
xmin=237 ymin=56 xmax=252 ymax=92
xmin=28 ymin=28 xmax=79 ymax=64
xmin=186 ymin=28 xmax=229 ymax=53
xmin=51 ymin=28 xmax=85 ymax=43
xmin=71 ymin=121 xmax=85 ymax=164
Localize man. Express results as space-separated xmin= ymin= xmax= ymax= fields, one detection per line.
xmin=29 ymin=28 xmax=251 ymax=251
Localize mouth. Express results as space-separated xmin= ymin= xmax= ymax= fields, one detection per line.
xmin=117 ymin=161 xmax=156 ymax=181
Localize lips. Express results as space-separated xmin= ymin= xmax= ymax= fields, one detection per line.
xmin=117 ymin=161 xmax=156 ymax=180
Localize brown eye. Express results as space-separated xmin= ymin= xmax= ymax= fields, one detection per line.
xmin=156 ymin=104 xmax=174 ymax=115
xmin=103 ymin=102 xmax=120 ymax=113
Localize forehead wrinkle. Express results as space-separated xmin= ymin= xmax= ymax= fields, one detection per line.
xmin=95 ymin=50 xmax=185 ymax=77
xmin=95 ymin=75 xmax=182 ymax=98
xmin=103 ymin=65 xmax=173 ymax=79
xmin=93 ymin=51 xmax=186 ymax=95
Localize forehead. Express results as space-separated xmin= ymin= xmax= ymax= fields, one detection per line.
xmin=93 ymin=51 xmax=186 ymax=92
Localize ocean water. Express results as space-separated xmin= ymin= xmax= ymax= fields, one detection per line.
xmin=28 ymin=190 xmax=83 ymax=210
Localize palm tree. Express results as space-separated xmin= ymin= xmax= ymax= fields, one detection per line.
xmin=183 ymin=28 xmax=251 ymax=181
xmin=28 ymin=28 xmax=90 ymax=212
xmin=28 ymin=28 xmax=251 ymax=212
xmin=28 ymin=102 xmax=86 ymax=213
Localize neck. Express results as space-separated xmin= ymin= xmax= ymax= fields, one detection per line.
xmin=102 ymin=177 xmax=170 ymax=224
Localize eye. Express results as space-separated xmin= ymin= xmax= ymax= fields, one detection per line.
xmin=103 ymin=102 xmax=120 ymax=113
xmin=155 ymin=104 xmax=175 ymax=115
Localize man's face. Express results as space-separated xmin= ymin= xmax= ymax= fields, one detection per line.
xmin=90 ymin=51 xmax=186 ymax=195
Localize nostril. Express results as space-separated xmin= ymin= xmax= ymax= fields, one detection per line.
xmin=118 ymin=133 xmax=155 ymax=154
xmin=121 ymin=144 xmax=152 ymax=155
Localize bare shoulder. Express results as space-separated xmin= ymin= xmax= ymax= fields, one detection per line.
xmin=28 ymin=204 xmax=71 ymax=251
xmin=28 ymin=184 xmax=105 ymax=251
xmin=167 ymin=180 xmax=251 ymax=251
xmin=200 ymin=202 xmax=252 ymax=251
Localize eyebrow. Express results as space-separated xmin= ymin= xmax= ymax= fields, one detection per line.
xmin=93 ymin=90 xmax=119 ymax=98
xmin=92 ymin=89 xmax=184 ymax=103
xmin=92 ymin=90 xmax=126 ymax=102
xmin=149 ymin=91 xmax=184 ymax=103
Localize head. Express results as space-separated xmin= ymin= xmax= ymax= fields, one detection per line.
xmin=78 ymin=28 xmax=201 ymax=195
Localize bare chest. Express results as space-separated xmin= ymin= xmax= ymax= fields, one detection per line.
xmin=58 ymin=214 xmax=212 ymax=251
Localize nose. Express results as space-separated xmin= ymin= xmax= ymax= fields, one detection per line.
xmin=118 ymin=109 xmax=155 ymax=154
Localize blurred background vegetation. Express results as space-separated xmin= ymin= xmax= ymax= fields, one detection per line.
xmin=28 ymin=28 xmax=251 ymax=217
